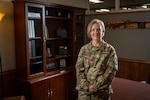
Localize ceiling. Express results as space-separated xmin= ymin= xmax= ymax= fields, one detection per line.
xmin=90 ymin=0 xmax=150 ymax=10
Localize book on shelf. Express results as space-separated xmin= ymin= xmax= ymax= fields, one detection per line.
xmin=45 ymin=26 xmax=50 ymax=38
xmin=29 ymin=41 xmax=32 ymax=57
xmin=28 ymin=20 xmax=32 ymax=38
xmin=28 ymin=20 xmax=35 ymax=38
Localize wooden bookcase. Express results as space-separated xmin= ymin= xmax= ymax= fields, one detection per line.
xmin=13 ymin=0 xmax=85 ymax=100
xmin=75 ymin=10 xmax=85 ymax=59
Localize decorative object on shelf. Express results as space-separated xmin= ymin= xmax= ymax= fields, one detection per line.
xmin=57 ymin=11 xmax=62 ymax=17
xmin=106 ymin=20 xmax=150 ymax=29
xmin=45 ymin=10 xmax=49 ymax=16
xmin=56 ymin=27 xmax=67 ymax=37
xmin=67 ymin=13 xmax=71 ymax=18
xmin=59 ymin=46 xmax=68 ymax=55
xmin=60 ymin=59 xmax=66 ymax=67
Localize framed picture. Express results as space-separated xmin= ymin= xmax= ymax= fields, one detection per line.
xmin=60 ymin=59 xmax=66 ymax=67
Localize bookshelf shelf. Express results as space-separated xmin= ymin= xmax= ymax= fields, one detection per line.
xmin=46 ymin=37 xmax=72 ymax=40
xmin=45 ymin=16 xmax=72 ymax=20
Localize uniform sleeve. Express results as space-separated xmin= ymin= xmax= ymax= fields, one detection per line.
xmin=75 ymin=47 xmax=89 ymax=91
xmin=94 ymin=48 xmax=118 ymax=90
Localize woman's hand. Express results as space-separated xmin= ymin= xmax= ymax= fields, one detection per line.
xmin=88 ymin=85 xmax=98 ymax=94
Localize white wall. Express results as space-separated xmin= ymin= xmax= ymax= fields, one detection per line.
xmin=0 ymin=0 xmax=88 ymax=71
xmin=86 ymin=11 xmax=150 ymax=61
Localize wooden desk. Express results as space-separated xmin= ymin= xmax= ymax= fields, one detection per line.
xmin=111 ymin=77 xmax=150 ymax=100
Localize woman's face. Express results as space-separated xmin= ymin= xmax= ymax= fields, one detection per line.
xmin=90 ymin=23 xmax=103 ymax=42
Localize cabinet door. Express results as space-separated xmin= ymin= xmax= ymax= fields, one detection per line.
xmin=50 ymin=75 xmax=65 ymax=100
xmin=14 ymin=1 xmax=46 ymax=79
xmin=26 ymin=3 xmax=45 ymax=78
xmin=31 ymin=79 xmax=49 ymax=100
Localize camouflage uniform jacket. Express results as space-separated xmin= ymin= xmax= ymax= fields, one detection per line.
xmin=75 ymin=41 xmax=118 ymax=95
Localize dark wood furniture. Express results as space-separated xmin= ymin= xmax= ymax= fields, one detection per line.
xmin=111 ymin=77 xmax=150 ymax=100
xmin=13 ymin=0 xmax=85 ymax=100
xmin=117 ymin=58 xmax=150 ymax=83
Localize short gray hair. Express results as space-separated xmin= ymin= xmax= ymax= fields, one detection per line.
xmin=87 ymin=19 xmax=105 ymax=39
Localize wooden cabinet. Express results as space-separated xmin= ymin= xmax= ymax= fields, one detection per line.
xmin=13 ymin=0 xmax=85 ymax=100
xmin=31 ymin=74 xmax=65 ymax=100
xmin=16 ymin=73 xmax=66 ymax=100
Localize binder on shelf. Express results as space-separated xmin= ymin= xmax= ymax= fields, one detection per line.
xmin=28 ymin=40 xmax=36 ymax=57
xmin=28 ymin=20 xmax=32 ymax=38
xmin=28 ymin=20 xmax=35 ymax=38
xmin=31 ymin=40 xmax=36 ymax=57
xmin=31 ymin=20 xmax=35 ymax=37
xmin=28 ymin=41 xmax=32 ymax=57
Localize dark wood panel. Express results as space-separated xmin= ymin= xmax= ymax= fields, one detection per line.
xmin=0 ymin=70 xmax=16 ymax=97
xmin=50 ymin=75 xmax=65 ymax=100
xmin=65 ymin=70 xmax=77 ymax=100
xmin=31 ymin=79 xmax=49 ymax=100
xmin=116 ymin=58 xmax=150 ymax=83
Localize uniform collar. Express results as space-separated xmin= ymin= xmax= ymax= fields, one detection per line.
xmin=87 ymin=40 xmax=105 ymax=51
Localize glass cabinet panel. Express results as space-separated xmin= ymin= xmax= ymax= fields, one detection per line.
xmin=75 ymin=10 xmax=85 ymax=59
xmin=27 ymin=4 xmax=44 ymax=75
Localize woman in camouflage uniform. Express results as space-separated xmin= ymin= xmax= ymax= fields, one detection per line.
xmin=75 ymin=19 xmax=118 ymax=100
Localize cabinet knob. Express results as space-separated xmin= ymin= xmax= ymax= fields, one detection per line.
xmin=50 ymin=89 xmax=53 ymax=96
xmin=48 ymin=90 xmax=50 ymax=97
